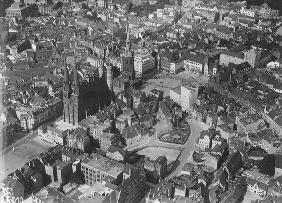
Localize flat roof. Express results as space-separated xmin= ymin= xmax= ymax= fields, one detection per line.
xmin=82 ymin=154 xmax=124 ymax=178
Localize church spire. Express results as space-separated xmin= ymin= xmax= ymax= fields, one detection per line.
xmin=73 ymin=63 xmax=79 ymax=95
xmin=125 ymin=24 xmax=131 ymax=56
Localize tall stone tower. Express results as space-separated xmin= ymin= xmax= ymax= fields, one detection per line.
xmin=106 ymin=63 xmax=113 ymax=92
xmin=122 ymin=25 xmax=134 ymax=80
xmin=62 ymin=52 xmax=113 ymax=125
xmin=276 ymin=26 xmax=282 ymax=68
xmin=0 ymin=18 xmax=8 ymax=54
xmin=63 ymin=55 xmax=79 ymax=125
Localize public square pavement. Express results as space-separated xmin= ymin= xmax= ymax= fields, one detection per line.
xmin=0 ymin=138 xmax=50 ymax=182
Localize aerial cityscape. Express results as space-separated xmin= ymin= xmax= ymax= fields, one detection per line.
xmin=0 ymin=0 xmax=282 ymax=202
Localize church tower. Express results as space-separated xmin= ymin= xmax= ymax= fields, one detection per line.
xmin=0 ymin=18 xmax=8 ymax=55
xmin=63 ymin=55 xmax=80 ymax=126
xmin=122 ymin=25 xmax=134 ymax=80
xmin=106 ymin=63 xmax=113 ymax=92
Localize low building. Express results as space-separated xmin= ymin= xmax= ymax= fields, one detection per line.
xmin=106 ymin=145 xmax=127 ymax=162
xmin=38 ymin=120 xmax=78 ymax=146
xmin=31 ymin=186 xmax=76 ymax=203
xmin=246 ymin=177 xmax=268 ymax=198
xmin=206 ymin=23 xmax=233 ymax=40
xmin=122 ymin=124 xmax=151 ymax=147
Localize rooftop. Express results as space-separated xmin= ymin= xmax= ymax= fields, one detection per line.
xmin=33 ymin=186 xmax=76 ymax=203
xmin=52 ymin=120 xmax=79 ymax=132
xmin=82 ymin=154 xmax=124 ymax=178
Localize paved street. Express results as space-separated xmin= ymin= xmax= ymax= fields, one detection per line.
xmin=126 ymin=118 xmax=208 ymax=179
xmin=167 ymin=119 xmax=208 ymax=178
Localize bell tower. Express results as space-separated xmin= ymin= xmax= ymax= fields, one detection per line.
xmin=106 ymin=63 xmax=113 ymax=92
xmin=63 ymin=54 xmax=80 ymax=126
xmin=122 ymin=24 xmax=134 ymax=80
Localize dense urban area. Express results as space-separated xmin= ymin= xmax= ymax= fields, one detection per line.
xmin=1 ymin=0 xmax=282 ymax=203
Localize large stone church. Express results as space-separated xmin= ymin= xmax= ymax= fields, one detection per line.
xmin=62 ymin=52 xmax=113 ymax=125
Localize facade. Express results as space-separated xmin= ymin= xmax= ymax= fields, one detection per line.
xmin=134 ymin=48 xmax=155 ymax=77
xmin=219 ymin=51 xmax=245 ymax=67
xmin=184 ymin=53 xmax=206 ymax=73
xmin=16 ymin=98 xmax=63 ymax=130
xmin=38 ymin=120 xmax=78 ymax=146
xmin=66 ymin=127 xmax=90 ymax=152
xmin=39 ymin=4 xmax=53 ymax=15
xmin=180 ymin=85 xmax=198 ymax=112
xmin=24 ymin=0 xmax=48 ymax=4
xmin=144 ymin=156 xmax=167 ymax=181
xmin=259 ymin=3 xmax=279 ymax=19
xmin=240 ymin=7 xmax=257 ymax=18
xmin=6 ymin=3 xmax=29 ymax=18
xmin=81 ymin=153 xmax=124 ymax=186
xmin=206 ymin=24 xmax=233 ymax=40
xmin=197 ymin=133 xmax=211 ymax=150
xmin=170 ymin=87 xmax=181 ymax=105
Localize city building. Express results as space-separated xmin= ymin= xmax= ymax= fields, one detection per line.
xmin=206 ymin=23 xmax=233 ymax=40
xmin=38 ymin=4 xmax=53 ymax=15
xmin=259 ymin=3 xmax=279 ymax=19
xmin=16 ymin=98 xmax=63 ymax=131
xmin=5 ymin=1 xmax=29 ymax=18
xmin=104 ymin=169 xmax=147 ymax=203
xmin=160 ymin=51 xmax=185 ymax=74
xmin=31 ymin=186 xmax=76 ymax=203
xmin=66 ymin=127 xmax=90 ymax=152
xmin=184 ymin=52 xmax=206 ymax=74
xmin=81 ymin=153 xmax=125 ymax=186
xmin=240 ymin=7 xmax=257 ymax=18
xmin=180 ymin=84 xmax=198 ymax=112
xmin=134 ymin=48 xmax=155 ymax=77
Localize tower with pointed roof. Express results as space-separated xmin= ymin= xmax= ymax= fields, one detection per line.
xmin=63 ymin=52 xmax=112 ymax=125
xmin=122 ymin=25 xmax=134 ymax=80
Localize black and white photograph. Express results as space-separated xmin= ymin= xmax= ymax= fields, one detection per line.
xmin=0 ymin=0 xmax=282 ymax=202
